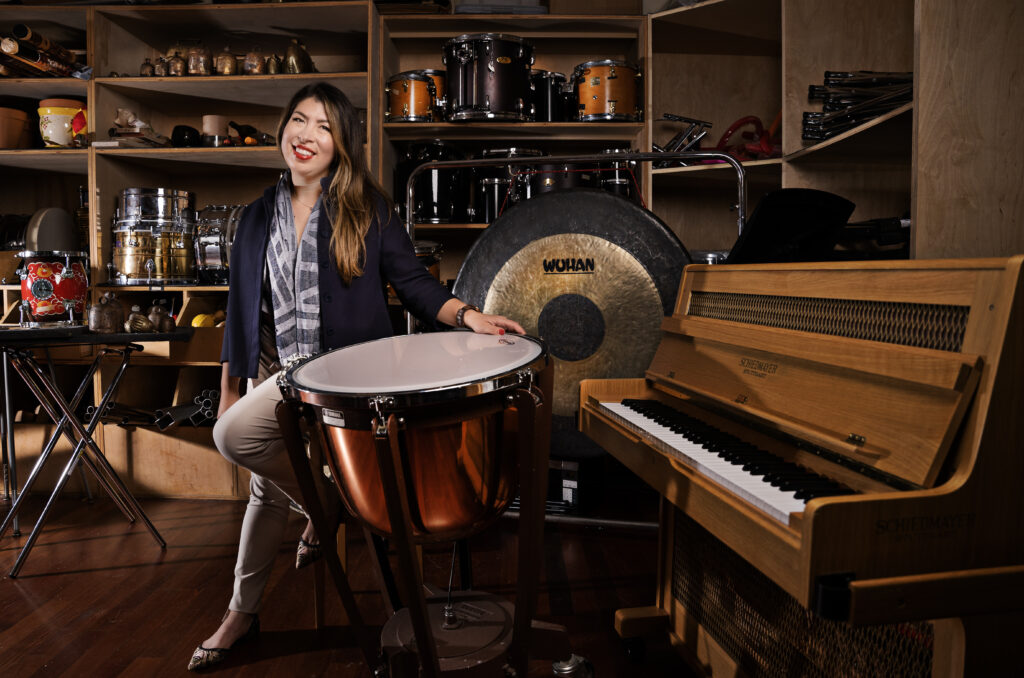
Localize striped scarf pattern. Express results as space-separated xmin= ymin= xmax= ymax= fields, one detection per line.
xmin=267 ymin=173 xmax=322 ymax=362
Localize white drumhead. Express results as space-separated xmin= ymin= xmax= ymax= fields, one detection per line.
xmin=291 ymin=332 xmax=542 ymax=394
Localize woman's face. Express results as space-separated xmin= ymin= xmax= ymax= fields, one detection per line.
xmin=281 ymin=97 xmax=337 ymax=184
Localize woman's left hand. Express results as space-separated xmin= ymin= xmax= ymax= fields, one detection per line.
xmin=464 ymin=310 xmax=525 ymax=336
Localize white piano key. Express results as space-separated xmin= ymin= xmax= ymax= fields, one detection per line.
xmin=601 ymin=401 xmax=806 ymax=523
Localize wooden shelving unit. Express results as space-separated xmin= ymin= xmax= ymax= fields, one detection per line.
xmin=0 ymin=0 xmax=378 ymax=499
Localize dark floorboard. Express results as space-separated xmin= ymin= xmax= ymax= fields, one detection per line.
xmin=0 ymin=486 xmax=695 ymax=678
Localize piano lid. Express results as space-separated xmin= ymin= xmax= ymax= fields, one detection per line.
xmin=646 ymin=262 xmax=990 ymax=488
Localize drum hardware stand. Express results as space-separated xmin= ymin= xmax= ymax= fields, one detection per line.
xmin=366 ymin=365 xmax=579 ymax=678
xmin=0 ymin=343 xmax=166 ymax=577
xmin=275 ymin=399 xmax=386 ymax=675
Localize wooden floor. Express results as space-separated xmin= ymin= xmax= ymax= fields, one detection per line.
xmin=0 ymin=486 xmax=695 ymax=677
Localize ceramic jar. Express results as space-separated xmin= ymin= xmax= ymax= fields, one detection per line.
xmin=37 ymin=98 xmax=85 ymax=148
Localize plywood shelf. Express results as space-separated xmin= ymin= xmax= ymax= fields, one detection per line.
xmin=0 ymin=149 xmax=89 ymax=173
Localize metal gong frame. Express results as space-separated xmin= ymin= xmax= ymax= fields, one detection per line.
xmin=404 ymin=150 xmax=748 ymax=239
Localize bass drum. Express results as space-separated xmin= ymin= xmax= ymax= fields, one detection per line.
xmin=453 ymin=190 xmax=690 ymax=418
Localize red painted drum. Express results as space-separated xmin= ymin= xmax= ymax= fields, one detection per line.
xmin=17 ymin=250 xmax=89 ymax=326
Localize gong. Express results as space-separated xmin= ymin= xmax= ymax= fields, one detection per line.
xmin=453 ymin=189 xmax=690 ymax=417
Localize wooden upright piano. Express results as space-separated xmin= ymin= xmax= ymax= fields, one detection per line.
xmin=580 ymin=257 xmax=1024 ymax=677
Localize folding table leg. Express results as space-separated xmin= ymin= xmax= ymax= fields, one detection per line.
xmin=43 ymin=348 xmax=93 ymax=503
xmin=2 ymin=352 xmax=19 ymax=536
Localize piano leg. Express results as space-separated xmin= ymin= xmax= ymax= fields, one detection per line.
xmin=932 ymin=612 xmax=1024 ymax=677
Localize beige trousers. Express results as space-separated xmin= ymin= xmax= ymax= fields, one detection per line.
xmin=212 ymin=373 xmax=302 ymax=614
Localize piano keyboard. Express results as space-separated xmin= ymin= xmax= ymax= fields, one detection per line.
xmin=599 ymin=399 xmax=854 ymax=524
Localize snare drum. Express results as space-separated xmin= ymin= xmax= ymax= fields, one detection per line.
xmin=111 ymin=228 xmax=155 ymax=282
xmin=385 ymin=71 xmax=438 ymax=123
xmin=281 ymin=332 xmax=548 ymax=542
xmin=195 ymin=204 xmax=245 ymax=284
xmin=155 ymin=229 xmax=195 ymax=281
xmin=571 ymin=59 xmax=642 ymax=122
xmin=16 ymin=250 xmax=88 ymax=326
xmin=443 ymin=33 xmax=534 ymax=121
xmin=117 ymin=187 xmax=196 ymax=230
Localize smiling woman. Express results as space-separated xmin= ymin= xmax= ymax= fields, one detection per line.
xmin=187 ymin=82 xmax=525 ymax=672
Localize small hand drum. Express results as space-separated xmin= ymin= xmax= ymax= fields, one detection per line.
xmin=281 ymin=332 xmax=548 ymax=543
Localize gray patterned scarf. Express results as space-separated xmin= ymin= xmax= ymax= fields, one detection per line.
xmin=267 ymin=172 xmax=322 ymax=362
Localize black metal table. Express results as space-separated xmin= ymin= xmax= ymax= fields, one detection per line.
xmin=0 ymin=326 xmax=186 ymax=577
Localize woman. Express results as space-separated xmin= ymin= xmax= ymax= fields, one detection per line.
xmin=188 ymin=82 xmax=523 ymax=671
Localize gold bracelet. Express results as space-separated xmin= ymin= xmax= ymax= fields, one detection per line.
xmin=455 ymin=304 xmax=479 ymax=328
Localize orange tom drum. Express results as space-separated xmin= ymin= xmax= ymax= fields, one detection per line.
xmin=386 ymin=71 xmax=438 ymax=122
xmin=280 ymin=333 xmax=549 ymax=543
xmin=571 ymin=59 xmax=642 ymax=122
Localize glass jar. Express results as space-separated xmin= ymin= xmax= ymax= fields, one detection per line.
xmin=187 ymin=44 xmax=212 ymax=76
xmin=167 ymin=52 xmax=186 ymax=77
xmin=242 ymin=46 xmax=266 ymax=75
xmin=215 ymin=46 xmax=237 ymax=76
xmin=139 ymin=57 xmax=155 ymax=77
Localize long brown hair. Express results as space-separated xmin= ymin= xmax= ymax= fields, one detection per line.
xmin=277 ymin=82 xmax=386 ymax=284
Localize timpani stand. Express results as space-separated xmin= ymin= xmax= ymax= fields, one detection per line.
xmin=277 ymin=333 xmax=584 ymax=677
xmin=0 ymin=326 xmax=180 ymax=577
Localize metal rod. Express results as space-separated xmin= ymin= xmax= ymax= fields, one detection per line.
xmin=2 ymin=352 xmax=18 ymax=536
xmin=44 ymin=346 xmax=93 ymax=502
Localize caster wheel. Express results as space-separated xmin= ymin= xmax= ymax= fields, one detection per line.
xmin=552 ymin=654 xmax=594 ymax=677
xmin=623 ymin=637 xmax=646 ymax=663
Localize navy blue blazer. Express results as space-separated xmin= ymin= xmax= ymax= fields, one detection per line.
xmin=220 ymin=177 xmax=454 ymax=379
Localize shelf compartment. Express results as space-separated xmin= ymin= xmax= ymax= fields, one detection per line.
xmin=651 ymin=0 xmax=781 ymax=56
xmin=93 ymin=2 xmax=371 ymax=78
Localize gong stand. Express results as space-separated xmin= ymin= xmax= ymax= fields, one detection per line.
xmin=404 ymin=150 xmax=748 ymax=239
xmin=369 ymin=363 xmax=568 ymax=677
xmin=275 ymin=399 xmax=385 ymax=674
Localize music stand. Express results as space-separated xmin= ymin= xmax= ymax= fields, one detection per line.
xmin=725 ymin=188 xmax=856 ymax=264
